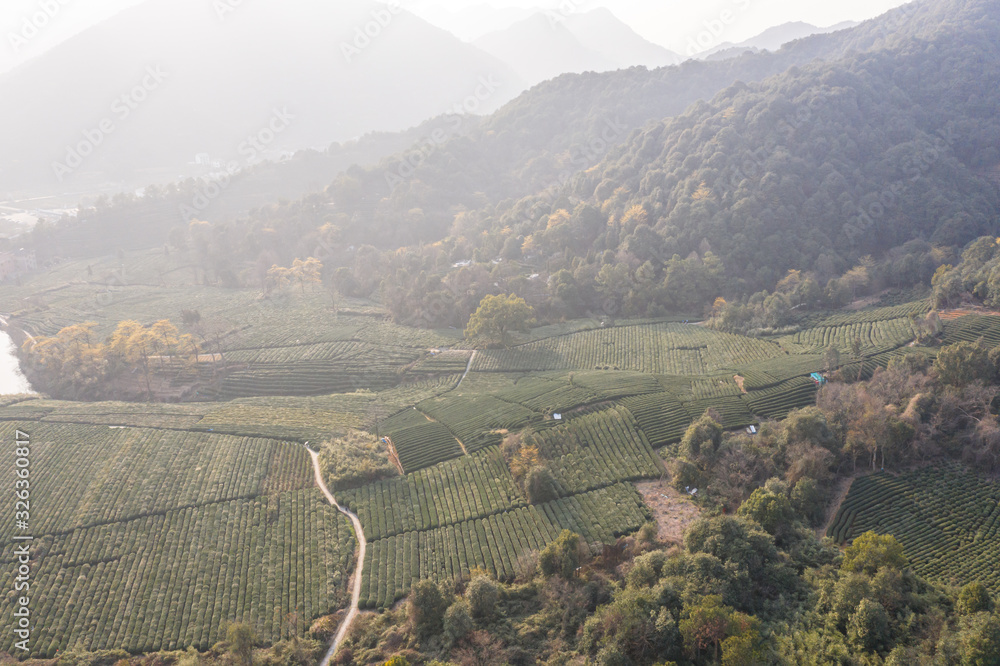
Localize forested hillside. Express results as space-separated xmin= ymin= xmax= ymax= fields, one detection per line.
xmin=27 ymin=0 xmax=1000 ymax=334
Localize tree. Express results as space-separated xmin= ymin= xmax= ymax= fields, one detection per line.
xmin=791 ymin=478 xmax=825 ymax=525
xmin=465 ymin=294 xmax=535 ymax=347
xmin=539 ymin=530 xmax=582 ymax=579
xmin=823 ymin=346 xmax=841 ymax=373
xmin=226 ymin=622 xmax=257 ymax=666
xmin=847 ymin=598 xmax=891 ymax=654
xmin=524 ymin=465 xmax=558 ymax=504
xmin=108 ymin=320 xmax=156 ymax=398
xmin=266 ymin=264 xmax=293 ymax=293
xmin=291 ymin=257 xmax=323 ymax=293
xmin=957 ymin=612 xmax=1000 ymax=666
xmin=842 ymin=532 xmax=907 ymax=575
xmin=935 ymin=341 xmax=996 ymax=386
xmin=21 ymin=322 xmax=106 ymax=398
xmin=957 ymin=582 xmax=995 ymax=616
xmin=681 ymin=411 xmax=723 ymax=464
xmin=679 ymin=595 xmax=738 ymax=662
xmin=737 ymin=486 xmax=794 ymax=539
xmin=408 ymin=579 xmax=448 ymax=637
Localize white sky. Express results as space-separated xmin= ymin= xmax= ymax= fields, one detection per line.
xmin=0 ymin=0 xmax=913 ymax=74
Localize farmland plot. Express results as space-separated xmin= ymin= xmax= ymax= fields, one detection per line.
xmin=0 ymin=490 xmax=354 ymax=656
xmin=941 ymin=314 xmax=1000 ymax=347
xmin=341 ymin=448 xmax=524 ymax=540
xmin=358 ymin=483 xmax=651 ymax=609
xmin=828 ymin=464 xmax=1000 ymax=592
xmin=0 ymin=423 xmax=311 ymax=536
xmin=529 ymin=408 xmax=664 ymax=496
xmin=619 ymin=393 xmax=692 ymax=446
xmin=380 ymin=408 xmax=465 ymax=472
xmin=417 ymin=395 xmax=540 ymax=453
xmin=471 ymin=323 xmax=783 ymax=375
xmin=742 ymin=376 xmax=818 ymax=419
xmin=776 ymin=318 xmax=917 ymax=356
xmin=0 ymin=422 xmax=354 ymax=656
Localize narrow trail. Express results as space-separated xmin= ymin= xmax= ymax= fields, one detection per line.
xmin=308 ymin=448 xmax=366 ymax=666
xmin=456 ymin=350 xmax=476 ymax=390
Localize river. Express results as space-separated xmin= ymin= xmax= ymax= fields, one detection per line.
xmin=0 ymin=331 xmax=33 ymax=394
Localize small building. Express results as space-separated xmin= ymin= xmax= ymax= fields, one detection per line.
xmin=810 ymin=372 xmax=826 ymax=385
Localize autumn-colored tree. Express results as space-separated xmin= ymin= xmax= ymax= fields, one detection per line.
xmin=291 ymin=257 xmax=323 ymax=293
xmin=465 ymin=294 xmax=535 ymax=347
xmin=107 ymin=319 xmax=197 ymax=399
xmin=266 ymin=264 xmax=293 ymax=293
xmin=225 ymin=622 xmax=257 ymax=666
xmin=21 ymin=322 xmax=106 ymax=398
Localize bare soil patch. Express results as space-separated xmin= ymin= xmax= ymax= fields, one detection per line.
xmin=937 ymin=306 xmax=1000 ymax=321
xmin=634 ymin=480 xmax=701 ymax=545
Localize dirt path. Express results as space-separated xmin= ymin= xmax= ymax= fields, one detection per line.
xmin=819 ymin=471 xmax=865 ymax=541
xmin=308 ymin=448 xmax=366 ymax=665
xmin=456 ymin=350 xmax=476 ymax=390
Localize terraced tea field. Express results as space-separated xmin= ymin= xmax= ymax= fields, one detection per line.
xmin=743 ymin=377 xmax=819 ymax=419
xmin=359 ymin=483 xmax=652 ymax=609
xmin=0 ymin=490 xmax=354 ymax=655
xmin=828 ymin=464 xmax=1000 ymax=592
xmin=0 ymin=422 xmax=356 ymax=657
xmin=471 ymin=323 xmax=783 ymax=374
xmin=528 ymin=408 xmax=664 ymax=496
xmin=0 ymin=272 xmax=957 ymax=657
xmin=340 ymin=448 xmax=524 ymax=540
xmin=941 ymin=313 xmax=1000 ymax=347
xmin=776 ymin=317 xmax=917 ymax=356
xmin=417 ymin=395 xmax=541 ymax=453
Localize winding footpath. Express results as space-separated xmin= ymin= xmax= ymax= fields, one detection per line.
xmin=310 ymin=350 xmax=474 ymax=663
xmin=308 ymin=448 xmax=366 ymax=666
xmin=457 ymin=350 xmax=477 ymax=390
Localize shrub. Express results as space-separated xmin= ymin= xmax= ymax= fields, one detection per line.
xmin=524 ymin=465 xmax=559 ymax=504
xmin=466 ymin=577 xmax=499 ymax=621
xmin=226 ymin=623 xmax=257 ymax=666
xmin=443 ymin=600 xmax=474 ymax=644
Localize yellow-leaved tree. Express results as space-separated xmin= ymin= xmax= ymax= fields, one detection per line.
xmin=465 ymin=294 xmax=535 ymax=348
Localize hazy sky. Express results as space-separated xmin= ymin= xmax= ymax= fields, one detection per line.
xmin=1 ymin=0 xmax=912 ymax=74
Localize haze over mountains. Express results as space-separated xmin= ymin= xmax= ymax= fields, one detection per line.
xmin=473 ymin=8 xmax=681 ymax=87
xmin=0 ymin=0 xmax=901 ymax=199
xmin=0 ymin=0 xmax=525 ymax=193
xmin=699 ymin=20 xmax=860 ymax=60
